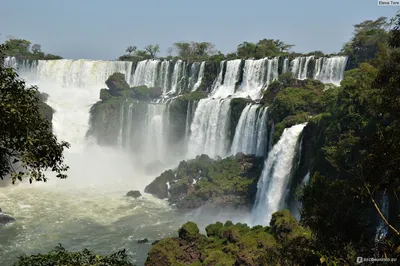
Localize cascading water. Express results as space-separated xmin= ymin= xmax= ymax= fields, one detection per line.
xmin=375 ymin=193 xmax=389 ymax=240
xmin=0 ymin=59 xmax=190 ymax=266
xmin=255 ymin=107 xmax=269 ymax=157
xmin=292 ymin=171 xmax=310 ymax=220
xmin=187 ymin=98 xmax=231 ymax=159
xmin=192 ymin=62 xmax=205 ymax=92
xmin=238 ymin=58 xmax=268 ymax=99
xmin=313 ymin=56 xmax=348 ymax=85
xmin=170 ymin=60 xmax=186 ymax=94
xmin=211 ymin=59 xmax=241 ymax=98
xmin=130 ymin=59 xmax=160 ymax=88
xmin=251 ymin=123 xmax=307 ymax=225
xmin=230 ymin=105 xmax=268 ymax=156
xmin=282 ymin=58 xmax=289 ymax=73
xmin=231 ymin=104 xmax=259 ymax=155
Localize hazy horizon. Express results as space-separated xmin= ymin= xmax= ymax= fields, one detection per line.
xmin=1 ymin=0 xmax=399 ymax=60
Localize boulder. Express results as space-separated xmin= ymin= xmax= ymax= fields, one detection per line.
xmin=148 ymin=87 xmax=163 ymax=99
xmin=0 ymin=208 xmax=16 ymax=225
xmin=126 ymin=190 xmax=142 ymax=198
xmin=105 ymin=72 xmax=130 ymax=96
xmin=178 ymin=222 xmax=200 ymax=242
xmin=144 ymin=170 xmax=174 ymax=199
xmin=137 ymin=238 xmax=149 ymax=244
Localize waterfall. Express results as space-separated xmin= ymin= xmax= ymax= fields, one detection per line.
xmin=16 ymin=59 xmax=133 ymax=88
xmin=160 ymin=61 xmax=171 ymax=93
xmin=230 ymin=104 xmax=259 ymax=155
xmin=187 ymin=98 xmax=231 ymax=159
xmin=290 ymin=56 xmax=313 ymax=80
xmin=212 ymin=60 xmax=225 ymax=89
xmin=255 ymin=107 xmax=269 ymax=157
xmin=251 ymin=123 xmax=307 ymax=225
xmin=237 ymin=58 xmax=268 ymax=99
xmin=123 ymin=103 xmax=134 ymax=149
xmin=265 ymin=57 xmax=279 ymax=87
xmin=117 ymin=102 xmax=125 ymax=147
xmin=170 ymin=60 xmax=186 ymax=94
xmin=292 ymin=171 xmax=310 ymax=220
xmin=300 ymin=56 xmax=313 ymax=80
xmin=313 ymin=56 xmax=348 ymax=85
xmin=144 ymin=103 xmax=169 ymax=163
xmin=211 ymin=59 xmax=241 ymax=98
xmin=188 ymin=62 xmax=200 ymax=91
xmin=230 ymin=105 xmax=268 ymax=156
xmin=192 ymin=62 xmax=205 ymax=92
xmin=375 ymin=193 xmax=389 ymax=241
xmin=131 ymin=59 xmax=160 ymax=88
xmin=4 ymin=56 xmax=18 ymax=68
xmin=282 ymin=58 xmax=289 ymax=73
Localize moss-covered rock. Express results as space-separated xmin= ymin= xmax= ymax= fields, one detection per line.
xmin=105 ymin=72 xmax=130 ymax=95
xmin=265 ymin=74 xmax=340 ymax=144
xmin=145 ymin=211 xmax=315 ymax=265
xmin=144 ymin=154 xmax=264 ymax=209
xmin=144 ymin=169 xmax=174 ymax=199
xmin=178 ymin=221 xmax=200 ymax=241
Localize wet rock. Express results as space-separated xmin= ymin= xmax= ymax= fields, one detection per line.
xmin=126 ymin=190 xmax=142 ymax=198
xmin=151 ymin=240 xmax=160 ymax=245
xmin=178 ymin=222 xmax=200 ymax=242
xmin=137 ymin=238 xmax=149 ymax=244
xmin=144 ymin=170 xmax=174 ymax=199
xmin=234 ymin=152 xmax=246 ymax=161
xmin=0 ymin=208 xmax=16 ymax=226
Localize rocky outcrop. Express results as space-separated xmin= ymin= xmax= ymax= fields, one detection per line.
xmin=126 ymin=190 xmax=142 ymax=198
xmin=145 ymin=210 xmax=313 ymax=266
xmin=0 ymin=208 xmax=15 ymax=225
xmin=144 ymin=154 xmax=264 ymax=209
xmin=137 ymin=238 xmax=149 ymax=244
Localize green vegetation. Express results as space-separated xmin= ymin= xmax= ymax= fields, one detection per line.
xmin=341 ymin=16 xmax=390 ymax=69
xmin=145 ymin=210 xmax=316 ymax=265
xmin=263 ymin=72 xmax=338 ymax=143
xmin=14 ymin=244 xmax=134 ymax=266
xmin=0 ymin=44 xmax=69 ymax=184
xmin=144 ymin=154 xmax=264 ymax=209
xmin=2 ymin=38 xmax=63 ymax=60
xmin=297 ymin=11 xmax=400 ymax=263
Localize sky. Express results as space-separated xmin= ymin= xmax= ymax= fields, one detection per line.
xmin=1 ymin=0 xmax=399 ymax=60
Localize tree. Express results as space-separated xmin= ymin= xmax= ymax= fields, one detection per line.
xmin=0 ymin=44 xmax=69 ymax=183
xmin=173 ymin=42 xmax=193 ymax=61
xmin=31 ymin=44 xmax=41 ymax=54
xmin=341 ymin=17 xmax=390 ymax=69
xmin=236 ymin=39 xmax=294 ymax=59
xmin=166 ymin=47 xmax=173 ymax=57
xmin=191 ymin=42 xmax=217 ymax=57
xmin=4 ymin=38 xmax=31 ymax=57
xmin=144 ymin=44 xmax=160 ymax=59
xmin=125 ymin=45 xmax=137 ymax=55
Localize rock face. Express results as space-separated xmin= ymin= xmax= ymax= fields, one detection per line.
xmin=137 ymin=238 xmax=149 ymax=244
xmin=144 ymin=154 xmax=264 ymax=209
xmin=145 ymin=210 xmax=313 ymax=266
xmin=105 ymin=72 xmax=130 ymax=96
xmin=126 ymin=190 xmax=142 ymax=198
xmin=0 ymin=208 xmax=16 ymax=226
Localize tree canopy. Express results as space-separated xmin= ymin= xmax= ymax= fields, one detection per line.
xmin=3 ymin=38 xmax=63 ymax=60
xmin=341 ymin=16 xmax=390 ymax=69
xmin=0 ymin=44 xmax=69 ymax=184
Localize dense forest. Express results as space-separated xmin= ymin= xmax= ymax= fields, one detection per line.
xmin=1 ymin=11 xmax=399 ymax=266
